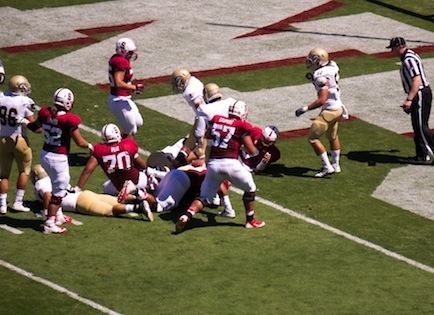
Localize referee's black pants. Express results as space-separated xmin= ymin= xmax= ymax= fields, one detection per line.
xmin=410 ymin=86 xmax=434 ymax=158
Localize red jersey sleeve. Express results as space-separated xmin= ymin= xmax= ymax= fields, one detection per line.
xmin=109 ymin=54 xmax=133 ymax=96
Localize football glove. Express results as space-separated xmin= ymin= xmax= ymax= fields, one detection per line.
xmin=295 ymin=106 xmax=308 ymax=117
xmin=133 ymin=83 xmax=144 ymax=94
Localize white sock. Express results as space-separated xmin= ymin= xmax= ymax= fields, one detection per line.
xmin=15 ymin=189 xmax=25 ymax=204
xmin=125 ymin=204 xmax=135 ymax=213
xmin=46 ymin=216 xmax=55 ymax=225
xmin=0 ymin=193 xmax=7 ymax=208
xmin=56 ymin=207 xmax=64 ymax=217
xmin=331 ymin=149 xmax=341 ymax=166
xmin=222 ymin=195 xmax=234 ymax=212
xmin=319 ymin=152 xmax=332 ymax=168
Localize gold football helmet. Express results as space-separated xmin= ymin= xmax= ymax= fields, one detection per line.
xmin=9 ymin=75 xmax=32 ymax=96
xmin=306 ymin=47 xmax=329 ymax=69
xmin=31 ymin=164 xmax=48 ymax=185
xmin=171 ymin=68 xmax=191 ymax=92
xmin=204 ymin=83 xmax=222 ymax=103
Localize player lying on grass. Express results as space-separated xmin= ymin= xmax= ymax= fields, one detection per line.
xmin=143 ymin=140 xmax=236 ymax=217
xmin=32 ymin=164 xmax=154 ymax=221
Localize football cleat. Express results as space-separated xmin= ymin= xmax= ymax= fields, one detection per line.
xmin=332 ymin=164 xmax=341 ymax=173
xmin=245 ymin=218 xmax=265 ymax=229
xmin=12 ymin=202 xmax=30 ymax=212
xmin=0 ymin=206 xmax=6 ymax=214
xmin=175 ymin=214 xmax=191 ymax=233
xmin=315 ymin=166 xmax=335 ymax=178
xmin=43 ymin=224 xmax=68 ymax=234
xmin=117 ymin=180 xmax=136 ymax=203
xmin=134 ymin=201 xmax=154 ymax=222
xmin=216 ymin=209 xmax=236 ymax=219
xmin=55 ymin=215 xmax=73 ymax=226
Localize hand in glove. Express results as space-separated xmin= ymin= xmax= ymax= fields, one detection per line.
xmin=295 ymin=106 xmax=308 ymax=117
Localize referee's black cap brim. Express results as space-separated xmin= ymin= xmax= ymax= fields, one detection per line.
xmin=387 ymin=37 xmax=406 ymax=48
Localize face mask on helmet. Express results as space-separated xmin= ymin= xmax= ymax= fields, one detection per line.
xmin=53 ymin=88 xmax=74 ymax=111
xmin=204 ymin=83 xmax=222 ymax=103
xmin=306 ymin=47 xmax=329 ymax=70
xmin=101 ymin=123 xmax=122 ymax=144
xmin=228 ymin=101 xmax=248 ymax=121
xmin=116 ymin=38 xmax=137 ymax=61
xmin=171 ymin=68 xmax=191 ymax=92
xmin=9 ymin=75 xmax=32 ymax=96
xmin=261 ymin=125 xmax=279 ymax=146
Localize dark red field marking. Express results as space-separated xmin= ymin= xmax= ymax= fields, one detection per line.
xmin=76 ymin=21 xmax=154 ymax=35
xmin=373 ymin=44 xmax=434 ymax=58
xmin=235 ymin=1 xmax=344 ymax=39
xmin=0 ymin=21 xmax=154 ymax=53
xmin=97 ymin=49 xmax=365 ymax=90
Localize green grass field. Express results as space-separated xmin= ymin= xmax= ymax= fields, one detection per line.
xmin=1 ymin=1 xmax=434 ymax=314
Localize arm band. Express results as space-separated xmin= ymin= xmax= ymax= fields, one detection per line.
xmin=27 ymin=120 xmax=41 ymax=132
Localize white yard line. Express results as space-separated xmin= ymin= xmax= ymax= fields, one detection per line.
xmin=230 ymin=187 xmax=434 ymax=274
xmin=0 ymin=259 xmax=123 ymax=315
xmin=2 ymin=115 xmax=430 ymax=315
xmin=80 ymin=122 xmax=434 ymax=274
xmin=0 ymin=224 xmax=23 ymax=235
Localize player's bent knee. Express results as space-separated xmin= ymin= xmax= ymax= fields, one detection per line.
xmin=308 ymin=138 xmax=319 ymax=144
xmin=50 ymin=195 xmax=62 ymax=205
xmin=194 ymin=197 xmax=209 ymax=208
xmin=242 ymin=191 xmax=255 ymax=202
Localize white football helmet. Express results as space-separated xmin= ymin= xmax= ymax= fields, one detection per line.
xmin=306 ymin=47 xmax=329 ymax=69
xmin=53 ymin=88 xmax=74 ymax=111
xmin=116 ymin=38 xmax=137 ymax=61
xmin=228 ymin=101 xmax=248 ymax=121
xmin=101 ymin=123 xmax=122 ymax=144
xmin=9 ymin=75 xmax=31 ymax=96
xmin=204 ymin=83 xmax=222 ymax=103
xmin=261 ymin=125 xmax=279 ymax=147
xmin=171 ymin=68 xmax=191 ymax=92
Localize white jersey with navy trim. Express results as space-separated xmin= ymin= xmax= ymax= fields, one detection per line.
xmin=312 ymin=60 xmax=343 ymax=111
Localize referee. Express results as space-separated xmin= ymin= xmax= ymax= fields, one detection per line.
xmin=388 ymin=37 xmax=434 ymax=163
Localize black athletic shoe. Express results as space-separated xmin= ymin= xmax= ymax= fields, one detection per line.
xmin=407 ymin=156 xmax=431 ymax=164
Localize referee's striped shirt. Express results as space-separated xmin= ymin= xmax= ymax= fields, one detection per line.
xmin=400 ymin=49 xmax=430 ymax=93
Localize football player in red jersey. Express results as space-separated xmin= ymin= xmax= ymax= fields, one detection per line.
xmin=240 ymin=125 xmax=281 ymax=174
xmin=176 ymin=101 xmax=265 ymax=233
xmin=73 ymin=123 xmax=154 ymax=221
xmin=108 ymin=38 xmax=144 ymax=138
xmin=28 ymin=88 xmax=93 ymax=234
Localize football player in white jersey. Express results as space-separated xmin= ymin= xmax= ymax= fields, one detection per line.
xmin=0 ymin=75 xmax=39 ymax=213
xmin=295 ymin=48 xmax=348 ymax=178
xmin=170 ymin=68 xmax=207 ymax=167
xmin=194 ymin=83 xmax=233 ymax=151
xmin=0 ymin=59 xmax=5 ymax=84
